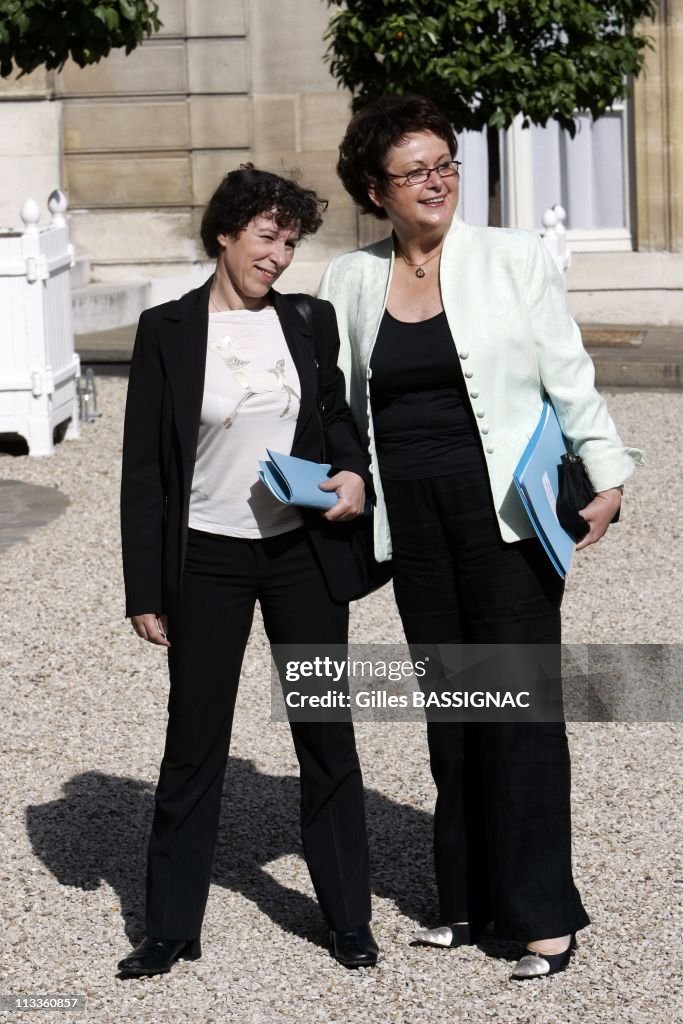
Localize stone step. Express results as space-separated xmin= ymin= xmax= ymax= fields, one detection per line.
xmin=76 ymin=324 xmax=136 ymax=363
xmin=71 ymin=280 xmax=150 ymax=335
xmin=583 ymin=325 xmax=683 ymax=389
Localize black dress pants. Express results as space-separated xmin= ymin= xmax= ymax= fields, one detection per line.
xmin=382 ymin=471 xmax=590 ymax=941
xmin=146 ymin=527 xmax=371 ymax=938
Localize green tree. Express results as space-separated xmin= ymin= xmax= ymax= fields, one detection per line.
xmin=0 ymin=0 xmax=161 ymax=78
xmin=325 ymin=0 xmax=657 ymax=223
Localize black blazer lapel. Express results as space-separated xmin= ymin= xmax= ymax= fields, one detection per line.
xmin=158 ymin=276 xmax=212 ymax=471
xmin=271 ymin=290 xmax=319 ymax=455
xmin=156 ymin=283 xmax=320 ymax=476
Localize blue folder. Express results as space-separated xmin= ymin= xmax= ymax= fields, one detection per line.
xmin=258 ymin=450 xmax=337 ymax=510
xmin=513 ymin=401 xmax=576 ymax=577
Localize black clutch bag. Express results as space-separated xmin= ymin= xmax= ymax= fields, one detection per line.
xmin=556 ymin=453 xmax=620 ymax=540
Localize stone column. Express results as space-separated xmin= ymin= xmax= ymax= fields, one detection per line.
xmin=669 ymin=0 xmax=683 ymax=251
xmin=633 ymin=0 xmax=683 ymax=252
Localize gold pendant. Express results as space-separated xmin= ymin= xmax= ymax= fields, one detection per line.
xmin=415 ymin=266 xmax=425 ymax=278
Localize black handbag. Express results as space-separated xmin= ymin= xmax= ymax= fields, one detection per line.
xmin=556 ymin=452 xmax=620 ymax=540
xmin=347 ymin=510 xmax=393 ymax=599
xmin=293 ymin=295 xmax=392 ymax=600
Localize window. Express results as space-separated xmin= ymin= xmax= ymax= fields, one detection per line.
xmin=502 ymin=107 xmax=632 ymax=251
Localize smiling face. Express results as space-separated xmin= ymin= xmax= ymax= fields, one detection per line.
xmin=215 ymin=213 xmax=300 ymax=308
xmin=368 ymin=131 xmax=459 ymax=239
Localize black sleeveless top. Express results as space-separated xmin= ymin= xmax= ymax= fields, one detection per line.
xmin=369 ymin=309 xmax=480 ymax=480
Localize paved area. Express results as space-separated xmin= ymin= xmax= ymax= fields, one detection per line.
xmin=0 ymin=318 xmax=677 ymax=553
xmin=0 ymin=479 xmax=69 ymax=549
xmin=0 ymin=316 xmax=673 ymax=559
xmin=0 ymin=378 xmax=681 ymax=1024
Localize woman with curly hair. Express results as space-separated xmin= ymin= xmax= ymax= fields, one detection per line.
xmin=118 ymin=165 xmax=378 ymax=977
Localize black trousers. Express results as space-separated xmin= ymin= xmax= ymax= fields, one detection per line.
xmin=146 ymin=527 xmax=371 ymax=938
xmin=382 ymin=471 xmax=590 ymax=941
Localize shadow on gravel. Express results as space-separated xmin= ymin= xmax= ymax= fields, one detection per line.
xmin=26 ymin=760 xmax=436 ymax=948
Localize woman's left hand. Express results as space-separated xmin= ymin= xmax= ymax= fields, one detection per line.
xmin=319 ymin=471 xmax=366 ymax=521
xmin=575 ymin=487 xmax=623 ymax=550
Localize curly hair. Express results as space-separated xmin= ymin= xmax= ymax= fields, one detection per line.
xmin=337 ymin=95 xmax=457 ymax=220
xmin=200 ymin=163 xmax=328 ymax=258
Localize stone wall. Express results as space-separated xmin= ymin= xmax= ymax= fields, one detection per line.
xmin=56 ymin=0 xmax=245 ymax=279
xmin=45 ymin=0 xmax=357 ymax=283
xmin=0 ymin=0 xmax=680 ymax=322
xmin=0 ymin=68 xmax=61 ymax=229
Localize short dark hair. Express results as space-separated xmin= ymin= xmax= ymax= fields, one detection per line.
xmin=200 ymin=163 xmax=328 ymax=258
xmin=337 ymin=94 xmax=457 ymax=220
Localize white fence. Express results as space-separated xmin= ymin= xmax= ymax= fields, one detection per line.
xmin=0 ymin=191 xmax=80 ymax=455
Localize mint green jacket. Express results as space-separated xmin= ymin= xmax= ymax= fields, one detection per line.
xmin=319 ymin=216 xmax=642 ymax=561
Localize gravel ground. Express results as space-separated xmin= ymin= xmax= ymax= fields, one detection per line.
xmin=0 ymin=379 xmax=681 ymax=1024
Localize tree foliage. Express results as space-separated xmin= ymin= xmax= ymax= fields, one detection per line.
xmin=325 ymin=0 xmax=657 ymax=136
xmin=0 ymin=0 xmax=161 ymax=78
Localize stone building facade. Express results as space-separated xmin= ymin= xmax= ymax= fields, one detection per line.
xmin=0 ymin=0 xmax=680 ymax=323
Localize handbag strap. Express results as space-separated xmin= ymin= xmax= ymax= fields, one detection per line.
xmin=292 ymin=294 xmax=374 ymax=519
xmin=292 ymin=293 xmax=313 ymax=331
xmin=291 ymin=294 xmax=327 ymax=463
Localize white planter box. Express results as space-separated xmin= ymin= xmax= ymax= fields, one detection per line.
xmin=0 ymin=191 xmax=80 ymax=455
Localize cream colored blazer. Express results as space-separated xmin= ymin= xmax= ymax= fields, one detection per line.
xmin=319 ymin=216 xmax=642 ymax=561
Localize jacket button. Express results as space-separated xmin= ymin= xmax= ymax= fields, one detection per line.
xmin=470 ymin=390 xmax=479 ymax=398
xmin=459 ymin=351 xmax=469 ymax=359
xmin=476 ymin=410 xmax=485 ymax=418
xmin=464 ymin=369 xmax=474 ymax=379
xmin=481 ymin=427 xmax=489 ymax=435
xmin=486 ymin=446 xmax=494 ymax=454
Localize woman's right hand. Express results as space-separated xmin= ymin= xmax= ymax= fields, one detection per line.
xmin=130 ymin=613 xmax=170 ymax=647
xmin=575 ymin=488 xmax=623 ymax=551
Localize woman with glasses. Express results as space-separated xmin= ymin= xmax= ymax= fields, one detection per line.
xmin=319 ymin=94 xmax=640 ymax=979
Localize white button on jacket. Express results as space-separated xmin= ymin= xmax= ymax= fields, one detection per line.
xmin=319 ymin=216 xmax=642 ymax=562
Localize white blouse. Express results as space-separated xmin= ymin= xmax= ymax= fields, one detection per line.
xmin=188 ymin=306 xmax=304 ymax=539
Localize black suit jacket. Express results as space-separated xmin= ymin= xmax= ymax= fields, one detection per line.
xmin=120 ymin=277 xmax=370 ymax=616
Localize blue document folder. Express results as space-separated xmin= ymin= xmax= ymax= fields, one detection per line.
xmin=513 ymin=401 xmax=576 ymax=577
xmin=258 ymin=450 xmax=337 ymax=510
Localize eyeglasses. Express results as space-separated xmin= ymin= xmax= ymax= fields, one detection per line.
xmin=385 ymin=160 xmax=462 ymax=188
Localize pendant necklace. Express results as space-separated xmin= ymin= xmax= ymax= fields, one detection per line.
xmin=397 ymin=245 xmax=443 ymax=279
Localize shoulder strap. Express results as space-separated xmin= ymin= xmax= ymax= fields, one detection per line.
xmin=292 ymin=293 xmax=314 ymax=331
xmin=290 ymin=294 xmax=327 ymax=462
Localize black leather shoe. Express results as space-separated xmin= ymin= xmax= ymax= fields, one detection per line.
xmin=329 ymin=924 xmax=379 ymax=968
xmin=117 ymin=936 xmax=202 ymax=977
